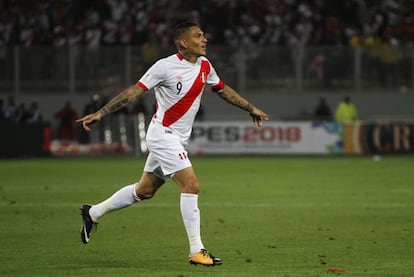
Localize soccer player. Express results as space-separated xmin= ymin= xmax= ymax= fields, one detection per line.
xmin=76 ymin=22 xmax=269 ymax=266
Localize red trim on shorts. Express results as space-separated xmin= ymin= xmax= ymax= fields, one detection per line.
xmin=162 ymin=60 xmax=210 ymax=127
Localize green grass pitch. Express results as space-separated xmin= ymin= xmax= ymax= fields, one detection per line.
xmin=0 ymin=155 xmax=413 ymax=277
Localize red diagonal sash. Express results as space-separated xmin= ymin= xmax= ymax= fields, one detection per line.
xmin=162 ymin=60 xmax=210 ymax=127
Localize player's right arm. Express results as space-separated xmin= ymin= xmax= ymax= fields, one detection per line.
xmin=76 ymin=84 xmax=145 ymax=131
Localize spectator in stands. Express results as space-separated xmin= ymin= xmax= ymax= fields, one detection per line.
xmin=3 ymin=96 xmax=18 ymax=123
xmin=27 ymin=101 xmax=43 ymax=124
xmin=335 ymin=95 xmax=359 ymax=123
xmin=314 ymin=97 xmax=333 ymax=121
xmin=84 ymin=23 xmax=102 ymax=79
xmin=54 ymin=101 xmax=78 ymax=141
xmin=3 ymin=0 xmax=414 ymax=49
xmin=16 ymin=102 xmax=31 ymax=123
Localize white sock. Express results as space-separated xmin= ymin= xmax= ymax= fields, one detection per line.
xmin=180 ymin=193 xmax=205 ymax=255
xmin=89 ymin=183 xmax=141 ymax=221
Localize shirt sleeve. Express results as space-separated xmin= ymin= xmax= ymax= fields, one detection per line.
xmin=206 ymin=61 xmax=225 ymax=93
xmin=136 ymin=59 xmax=166 ymax=91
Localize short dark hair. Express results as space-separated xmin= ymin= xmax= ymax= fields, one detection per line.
xmin=172 ymin=22 xmax=199 ymax=41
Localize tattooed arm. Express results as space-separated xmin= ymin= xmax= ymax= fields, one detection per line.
xmin=77 ymin=85 xmax=145 ymax=131
xmin=218 ymin=85 xmax=269 ymax=127
xmin=98 ymin=85 xmax=144 ymax=117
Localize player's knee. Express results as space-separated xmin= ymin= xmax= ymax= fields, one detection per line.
xmin=136 ymin=188 xmax=155 ymax=200
xmin=136 ymin=173 xmax=164 ymax=200
xmin=173 ymin=168 xmax=200 ymax=194
xmin=182 ymin=180 xmax=200 ymax=194
xmin=135 ymin=184 xmax=157 ymax=200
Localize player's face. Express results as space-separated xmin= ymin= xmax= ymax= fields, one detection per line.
xmin=183 ymin=26 xmax=208 ymax=57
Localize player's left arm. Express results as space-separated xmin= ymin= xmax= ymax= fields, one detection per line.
xmin=218 ymin=84 xmax=269 ymax=127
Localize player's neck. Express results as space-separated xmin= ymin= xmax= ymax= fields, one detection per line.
xmin=179 ymin=51 xmax=198 ymax=64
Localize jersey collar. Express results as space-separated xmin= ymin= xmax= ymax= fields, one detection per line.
xmin=176 ymin=52 xmax=184 ymax=60
xmin=176 ymin=52 xmax=201 ymax=65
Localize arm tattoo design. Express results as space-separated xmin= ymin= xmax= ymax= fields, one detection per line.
xmin=219 ymin=86 xmax=254 ymax=112
xmin=99 ymin=86 xmax=140 ymax=117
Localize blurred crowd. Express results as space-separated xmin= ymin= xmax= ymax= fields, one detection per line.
xmin=1 ymin=0 xmax=413 ymax=141
xmin=0 ymin=0 xmax=413 ymax=49
xmin=0 ymin=96 xmax=42 ymax=124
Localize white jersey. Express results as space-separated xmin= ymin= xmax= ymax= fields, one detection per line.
xmin=137 ymin=53 xmax=224 ymax=144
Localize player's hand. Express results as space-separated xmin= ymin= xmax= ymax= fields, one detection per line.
xmin=249 ymin=107 xmax=269 ymax=127
xmin=76 ymin=112 xmax=102 ymax=132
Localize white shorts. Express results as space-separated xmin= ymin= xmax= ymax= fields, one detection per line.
xmin=144 ymin=123 xmax=192 ymax=180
